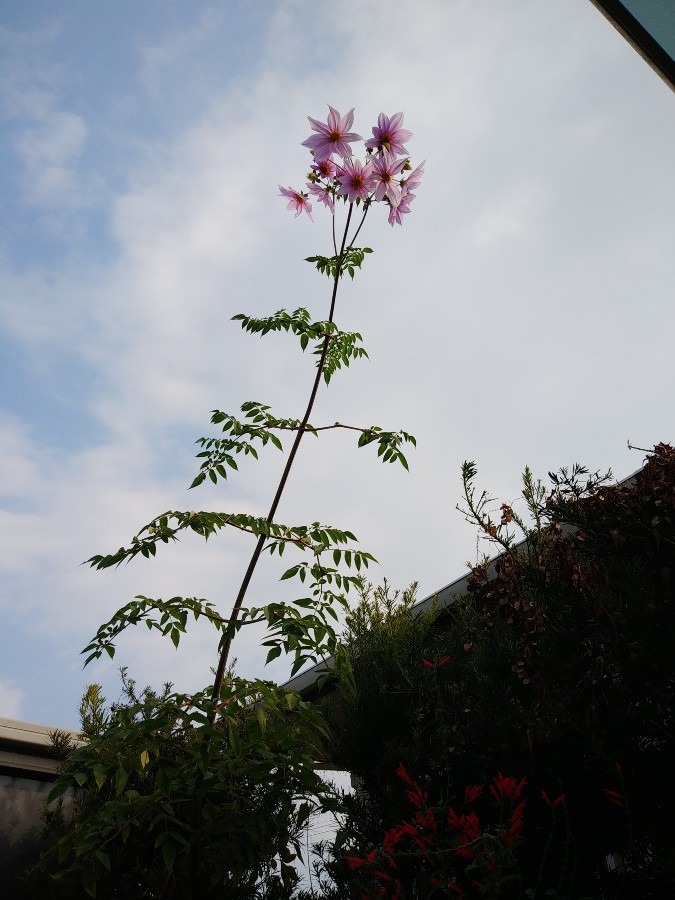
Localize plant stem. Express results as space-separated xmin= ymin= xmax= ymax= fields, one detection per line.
xmin=210 ymin=203 xmax=356 ymax=701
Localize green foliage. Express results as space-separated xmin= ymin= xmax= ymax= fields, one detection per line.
xmin=49 ymin=134 xmax=416 ymax=898
xmin=356 ymin=427 xmax=416 ymax=470
xmin=86 ymin=511 xmax=365 ymax=570
xmin=83 ymin=521 xmax=376 ymax=676
xmin=191 ymin=402 xmax=416 ymax=489
xmin=81 ymin=596 xmax=228 ymax=666
xmin=305 ymin=247 xmax=373 ymax=280
xmin=321 ymin=445 xmax=675 ymax=899
xmin=78 ymin=684 xmax=108 ymax=737
xmin=37 ymin=673 xmax=335 ymax=899
xmin=232 ymin=308 xmax=368 ymax=384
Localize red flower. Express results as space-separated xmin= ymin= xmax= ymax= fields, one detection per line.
xmin=448 ymin=808 xmax=481 ymax=839
xmin=394 ymin=820 xmax=421 ymax=843
xmin=412 ymin=832 xmax=435 ymax=853
xmin=464 ymin=784 xmax=484 ymax=804
xmin=507 ymin=799 xmax=526 ymax=839
xmin=423 ymin=656 xmax=451 ymax=668
xmin=406 ymin=782 xmax=428 ymax=809
xmin=604 ymin=788 xmax=625 ymax=809
xmin=490 ymin=772 xmax=526 ymax=803
xmin=374 ymin=869 xmax=394 ymax=883
xmin=383 ymin=826 xmax=403 ymax=855
xmin=395 ymin=762 xmax=414 ymax=786
xmin=415 ymin=807 xmax=437 ymax=831
xmin=343 ymin=849 xmax=377 ymax=869
xmin=431 ymin=880 xmax=464 ymax=897
xmin=542 ymin=790 xmax=565 ymax=808
xmin=448 ymin=807 xmax=482 ymax=858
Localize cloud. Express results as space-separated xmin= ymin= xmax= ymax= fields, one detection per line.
xmin=14 ymin=109 xmax=90 ymax=207
xmin=0 ymin=679 xmax=23 ymax=719
xmin=2 ymin=0 xmax=675 ymax=728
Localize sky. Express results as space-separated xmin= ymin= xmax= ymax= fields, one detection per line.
xmin=1 ymin=0 xmax=674 ymax=730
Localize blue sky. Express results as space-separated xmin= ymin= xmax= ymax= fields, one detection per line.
xmin=1 ymin=0 xmax=674 ymax=728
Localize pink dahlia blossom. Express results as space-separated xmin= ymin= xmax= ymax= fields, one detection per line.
xmin=307 ymin=181 xmax=335 ymax=213
xmin=371 ymin=150 xmax=406 ymax=204
xmin=278 ymin=185 xmax=313 ymax=220
xmin=402 ymin=159 xmax=425 ymax=193
xmin=387 ymin=190 xmax=415 ymax=227
xmin=387 ymin=160 xmax=425 ymax=226
xmin=302 ymin=105 xmax=362 ymax=162
xmin=310 ymin=159 xmax=337 ymax=180
xmin=336 ymin=158 xmax=374 ymax=203
xmin=366 ymin=111 xmax=413 ymax=155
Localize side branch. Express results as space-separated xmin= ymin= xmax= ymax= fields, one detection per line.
xmin=86 ymin=511 xmax=360 ymax=570
xmin=193 ymin=416 xmax=417 ymax=486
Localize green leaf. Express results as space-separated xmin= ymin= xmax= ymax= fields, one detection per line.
xmin=115 ymin=767 xmax=129 ymax=796
xmin=161 ymin=839 xmax=177 ymax=873
xmin=81 ymin=868 xmax=97 ymax=898
xmin=266 ymin=645 xmax=282 ymax=664
xmin=47 ymin=777 xmax=72 ymax=803
xmin=95 ymin=851 xmax=111 ymax=872
xmin=93 ymin=765 xmax=107 ymax=790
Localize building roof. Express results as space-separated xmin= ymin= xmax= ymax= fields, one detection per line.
xmin=0 ymin=717 xmax=80 ymax=779
xmin=590 ymin=0 xmax=675 ymax=91
xmin=284 ymin=465 xmax=644 ymax=700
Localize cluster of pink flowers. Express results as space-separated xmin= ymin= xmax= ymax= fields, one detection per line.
xmin=279 ymin=105 xmax=424 ymax=227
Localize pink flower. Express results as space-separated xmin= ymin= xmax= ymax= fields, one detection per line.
xmin=302 ymin=105 xmax=362 ymax=162
xmin=387 ymin=161 xmax=424 ymax=226
xmin=336 ymin=157 xmax=373 ymax=203
xmin=307 ymin=181 xmax=335 ymax=213
xmin=310 ymin=159 xmax=337 ymax=180
xmin=388 ymin=190 xmax=415 ymax=227
xmin=371 ymin=150 xmax=406 ymax=204
xmin=278 ymin=185 xmax=313 ymax=220
xmin=366 ymin=112 xmax=413 ymax=155
xmin=402 ymin=159 xmax=425 ymax=193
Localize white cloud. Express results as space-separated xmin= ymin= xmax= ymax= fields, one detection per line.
xmin=1 ymin=0 xmax=675 ymax=726
xmin=0 ymin=679 xmax=23 ymax=719
xmin=14 ymin=109 xmax=89 ymax=207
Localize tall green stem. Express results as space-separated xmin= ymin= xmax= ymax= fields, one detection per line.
xmin=210 ymin=203 xmax=357 ymax=701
